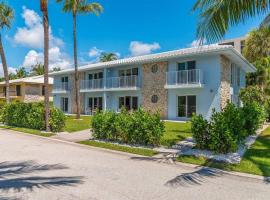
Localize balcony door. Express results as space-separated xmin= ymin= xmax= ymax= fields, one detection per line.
xmin=60 ymin=97 xmax=69 ymax=113
xmin=61 ymin=76 xmax=69 ymax=90
xmin=177 ymin=96 xmax=196 ymax=118
xmin=177 ymin=61 xmax=196 ymax=84
xmin=118 ymin=68 xmax=138 ymax=87
xmin=88 ymin=72 xmax=103 ymax=89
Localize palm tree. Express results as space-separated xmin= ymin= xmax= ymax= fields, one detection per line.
xmin=243 ymin=27 xmax=270 ymax=63
xmin=56 ymin=0 xmax=103 ymax=119
xmin=40 ymin=0 xmax=50 ymax=132
xmin=193 ymin=0 xmax=270 ymax=42
xmin=0 ymin=2 xmax=13 ymax=103
xmin=30 ymin=63 xmax=45 ymax=76
xmin=99 ymin=52 xmax=118 ymax=62
xmin=16 ymin=67 xmax=27 ymax=78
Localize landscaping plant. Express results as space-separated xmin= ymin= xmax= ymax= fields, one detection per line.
xmin=91 ymin=109 xmax=165 ymax=146
xmin=1 ymin=102 xmax=66 ymax=132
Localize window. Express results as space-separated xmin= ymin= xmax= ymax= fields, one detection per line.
xmin=118 ymin=67 xmax=138 ymax=77
xmin=61 ymin=76 xmax=69 ymax=90
xmin=178 ymin=96 xmax=196 ymax=118
xmin=16 ymin=85 xmax=21 ymax=96
xmin=231 ymin=64 xmax=240 ymax=86
xmin=237 ymin=67 xmax=240 ymax=86
xmin=88 ymin=97 xmax=103 ymax=113
xmin=61 ymin=97 xmax=69 ymax=113
xmin=88 ymin=72 xmax=103 ymax=88
xmin=119 ymin=96 xmax=138 ymax=111
xmin=178 ymin=61 xmax=196 ymax=71
xmin=3 ymin=86 xmax=6 ymax=97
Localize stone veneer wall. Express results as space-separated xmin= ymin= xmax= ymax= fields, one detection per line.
xmin=141 ymin=62 xmax=168 ymax=119
xmin=220 ymin=55 xmax=231 ymax=110
xmin=71 ymin=72 xmax=85 ymax=114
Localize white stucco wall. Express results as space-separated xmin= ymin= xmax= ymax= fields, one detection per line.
xmin=167 ymin=55 xmax=222 ymax=120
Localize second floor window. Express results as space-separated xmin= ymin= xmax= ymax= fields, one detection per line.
xmin=231 ymin=64 xmax=240 ymax=87
xmin=42 ymin=86 xmax=45 ymax=96
xmin=88 ymin=72 xmax=103 ymax=80
xmin=61 ymin=76 xmax=69 ymax=90
xmin=118 ymin=67 xmax=138 ymax=77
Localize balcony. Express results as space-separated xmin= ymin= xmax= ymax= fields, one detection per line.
xmin=80 ymin=79 xmax=103 ymax=92
xmin=165 ymin=69 xmax=203 ymax=89
xmin=106 ymin=75 xmax=140 ymax=90
xmin=52 ymin=82 xmax=70 ymax=94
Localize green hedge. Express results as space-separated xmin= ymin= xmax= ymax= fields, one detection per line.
xmin=191 ymin=102 xmax=266 ymax=153
xmin=1 ymin=102 xmax=66 ymax=132
xmin=92 ymin=109 xmax=165 ymax=146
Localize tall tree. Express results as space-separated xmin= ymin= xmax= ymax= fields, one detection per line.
xmin=243 ymin=27 xmax=270 ymax=63
xmin=99 ymin=52 xmax=118 ymax=62
xmin=30 ymin=63 xmax=45 ymax=76
xmin=40 ymin=0 xmax=50 ymax=132
xmin=56 ymin=0 xmax=103 ymax=119
xmin=0 ymin=2 xmax=13 ymax=103
xmin=193 ymin=0 xmax=270 ymax=42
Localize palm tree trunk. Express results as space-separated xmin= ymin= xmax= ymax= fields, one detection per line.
xmin=73 ymin=12 xmax=80 ymax=119
xmin=0 ymin=33 xmax=10 ymax=103
xmin=41 ymin=0 xmax=50 ymax=132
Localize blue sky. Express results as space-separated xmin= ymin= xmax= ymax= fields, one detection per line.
xmin=1 ymin=0 xmax=267 ymax=75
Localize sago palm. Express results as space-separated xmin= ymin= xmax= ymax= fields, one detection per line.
xmin=0 ymin=2 xmax=13 ymax=103
xmin=99 ymin=52 xmax=118 ymax=62
xmin=193 ymin=0 xmax=270 ymax=42
xmin=56 ymin=0 xmax=103 ymax=119
xmin=40 ymin=0 xmax=50 ymax=132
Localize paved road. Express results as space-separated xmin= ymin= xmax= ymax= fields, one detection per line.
xmin=0 ymin=129 xmax=269 ymax=200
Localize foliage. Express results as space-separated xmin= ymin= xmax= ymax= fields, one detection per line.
xmin=16 ymin=67 xmax=28 ymax=78
xmin=239 ymin=86 xmax=266 ymax=106
xmin=1 ymin=102 xmax=66 ymax=132
xmin=191 ymin=103 xmax=265 ymax=154
xmin=193 ymin=0 xmax=270 ymax=42
xmin=191 ymin=114 xmax=210 ymax=149
xmin=242 ymin=102 xmax=266 ymax=136
xmin=92 ymin=109 xmax=165 ymax=146
xmin=30 ymin=63 xmax=45 ymax=76
xmin=243 ymin=28 xmax=270 ymax=63
xmin=99 ymin=52 xmax=118 ymax=62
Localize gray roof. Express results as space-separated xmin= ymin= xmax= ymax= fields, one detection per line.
xmin=49 ymin=44 xmax=256 ymax=76
xmin=0 ymin=75 xmax=53 ymax=85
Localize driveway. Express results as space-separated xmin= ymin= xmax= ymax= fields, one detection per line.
xmin=0 ymin=129 xmax=269 ymax=200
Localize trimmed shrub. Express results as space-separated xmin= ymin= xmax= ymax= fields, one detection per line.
xmin=91 ymin=109 xmax=165 ymax=146
xmin=242 ymin=102 xmax=266 ymax=136
xmin=191 ymin=103 xmax=265 ymax=154
xmin=1 ymin=102 xmax=66 ymax=132
xmin=191 ymin=114 xmax=210 ymax=149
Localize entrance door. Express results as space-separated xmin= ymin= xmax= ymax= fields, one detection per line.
xmin=61 ymin=97 xmax=69 ymax=113
xmin=177 ymin=96 xmax=196 ymax=118
xmin=88 ymin=97 xmax=103 ymax=114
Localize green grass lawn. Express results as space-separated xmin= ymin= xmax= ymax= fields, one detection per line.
xmin=161 ymin=121 xmax=192 ymax=147
xmin=78 ymin=140 xmax=158 ymax=157
xmin=64 ymin=115 xmax=92 ymax=132
xmin=177 ymin=126 xmax=270 ymax=177
xmin=0 ymin=125 xmax=55 ymax=137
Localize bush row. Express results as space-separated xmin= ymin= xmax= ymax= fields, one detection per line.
xmin=92 ymin=109 xmax=165 ymax=146
xmin=191 ymin=102 xmax=266 ymax=153
xmin=1 ymin=102 xmax=66 ymax=132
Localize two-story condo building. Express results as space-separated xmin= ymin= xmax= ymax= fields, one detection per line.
xmin=50 ymin=45 xmax=255 ymax=120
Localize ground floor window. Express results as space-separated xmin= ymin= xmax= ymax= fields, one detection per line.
xmin=177 ymin=96 xmax=196 ymax=118
xmin=119 ymin=96 xmax=138 ymax=111
xmin=88 ymin=97 xmax=103 ymax=113
xmin=61 ymin=97 xmax=69 ymax=113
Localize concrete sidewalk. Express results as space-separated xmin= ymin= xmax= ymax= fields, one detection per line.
xmin=51 ymin=129 xmax=91 ymax=142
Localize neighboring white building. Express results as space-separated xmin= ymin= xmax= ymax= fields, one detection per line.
xmin=50 ymin=45 xmax=255 ymax=120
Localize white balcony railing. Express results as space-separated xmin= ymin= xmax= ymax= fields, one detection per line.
xmin=106 ymin=75 xmax=140 ymax=89
xmin=81 ymin=79 xmax=103 ymax=90
xmin=166 ymin=69 xmax=203 ymax=86
xmin=52 ymin=82 xmax=70 ymax=93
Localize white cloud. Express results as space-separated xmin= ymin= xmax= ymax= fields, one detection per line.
xmin=0 ymin=63 xmax=17 ymax=77
xmin=129 ymin=41 xmax=160 ymax=56
xmin=14 ymin=7 xmax=63 ymax=49
xmin=88 ymin=47 xmax=102 ymax=57
xmin=189 ymin=39 xmax=206 ymax=47
xmin=22 ymin=47 xmax=71 ymax=70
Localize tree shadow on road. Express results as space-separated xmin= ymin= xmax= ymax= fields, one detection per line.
xmin=0 ymin=160 xmax=84 ymax=194
xmin=165 ymin=167 xmax=224 ymax=188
